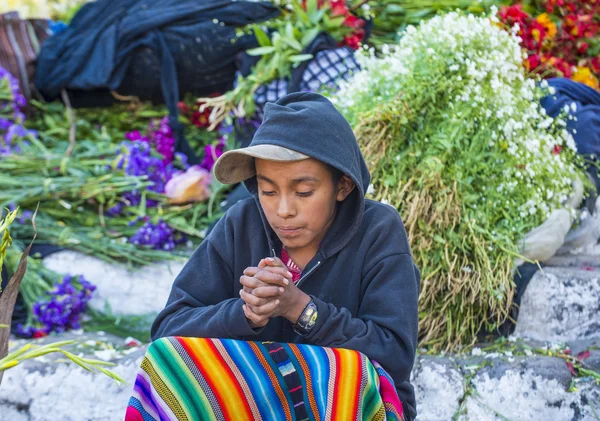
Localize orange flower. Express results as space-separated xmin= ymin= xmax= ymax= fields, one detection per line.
xmin=572 ymin=67 xmax=599 ymax=90
xmin=535 ymin=13 xmax=557 ymax=40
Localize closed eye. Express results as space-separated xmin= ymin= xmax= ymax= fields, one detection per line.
xmin=261 ymin=191 xmax=276 ymax=196
xmin=297 ymin=191 xmax=313 ymax=197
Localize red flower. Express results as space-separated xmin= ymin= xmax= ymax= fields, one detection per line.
xmin=342 ymin=31 xmax=364 ymax=50
xmin=577 ymin=350 xmax=591 ymax=360
xmin=577 ymin=41 xmax=589 ymax=54
xmin=177 ymin=101 xmax=190 ymax=115
xmin=526 ymin=54 xmax=542 ymax=71
xmin=191 ymin=109 xmax=212 ymax=129
xmin=548 ymin=56 xmax=573 ymax=78
xmin=343 ymin=14 xmax=364 ymax=29
xmin=590 ymin=57 xmax=600 ymax=74
xmin=33 ymin=330 xmax=48 ymax=339
xmin=566 ymin=361 xmax=578 ymax=376
xmin=552 ymin=144 xmax=563 ymax=155
xmin=499 ymin=5 xmax=529 ymax=24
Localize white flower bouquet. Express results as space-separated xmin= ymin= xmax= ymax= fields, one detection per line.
xmin=333 ymin=9 xmax=589 ymax=349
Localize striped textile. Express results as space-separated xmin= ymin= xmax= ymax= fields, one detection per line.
xmin=126 ymin=337 xmax=406 ymax=421
xmin=0 ymin=12 xmax=51 ymax=104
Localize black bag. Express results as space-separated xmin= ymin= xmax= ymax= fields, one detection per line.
xmin=35 ymin=0 xmax=279 ymax=162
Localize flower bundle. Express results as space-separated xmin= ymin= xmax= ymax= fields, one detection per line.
xmin=0 ymin=68 xmax=36 ymax=156
xmin=366 ymin=0 xmax=504 ymax=46
xmin=0 ymin=213 xmax=124 ymax=384
xmin=333 ymin=10 xmax=587 ymax=349
xmin=199 ymin=0 xmax=367 ymax=128
xmin=0 ymin=0 xmax=91 ymax=20
xmin=0 ymin=67 xmax=225 ymax=264
xmin=499 ymin=1 xmax=600 ymax=89
xmin=16 ymin=274 xmax=96 ymax=338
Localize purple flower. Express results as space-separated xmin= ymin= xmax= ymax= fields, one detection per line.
xmin=16 ymin=275 xmax=96 ymax=338
xmin=128 ymin=219 xmax=186 ymax=251
xmin=147 ymin=117 xmax=175 ymax=164
xmin=112 ymin=140 xmax=175 ymax=213
xmin=200 ymin=137 xmax=226 ymax=172
xmin=0 ymin=67 xmax=36 ymax=157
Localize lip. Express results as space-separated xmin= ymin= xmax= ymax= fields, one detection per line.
xmin=276 ymin=226 xmax=303 ymax=237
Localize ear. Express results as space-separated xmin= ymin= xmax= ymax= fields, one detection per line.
xmin=336 ymin=175 xmax=355 ymax=202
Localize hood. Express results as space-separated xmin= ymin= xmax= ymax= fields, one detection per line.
xmin=243 ymin=92 xmax=371 ymax=258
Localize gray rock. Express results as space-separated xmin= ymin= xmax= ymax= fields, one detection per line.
xmin=514 ymin=267 xmax=600 ymax=342
xmin=42 ymin=250 xmax=186 ymax=316
xmin=477 ymin=358 xmax=524 ymax=381
xmin=413 ymin=356 xmax=464 ymax=421
xmin=583 ymin=350 xmax=600 ymax=374
xmin=522 ymin=357 xmax=572 ymax=390
xmin=578 ymin=381 xmax=600 ymax=421
xmin=0 ymin=405 xmax=29 ymax=421
xmin=0 ymin=337 xmax=145 ymax=421
xmin=545 ymin=254 xmax=600 ymax=268
xmin=460 ymin=367 xmax=582 ymax=420
xmin=567 ymin=338 xmax=600 ymax=356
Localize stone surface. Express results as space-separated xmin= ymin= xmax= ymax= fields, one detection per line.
xmin=514 ymin=267 xmax=600 ymax=342
xmin=412 ymin=356 xmax=465 ymax=421
xmin=578 ymin=381 xmax=600 ymax=421
xmin=545 ymin=254 xmax=600 ymax=268
xmin=2 ymin=336 xmax=598 ymax=421
xmin=567 ymin=338 xmax=600 ymax=356
xmin=0 ymin=334 xmax=147 ymax=421
xmin=42 ymin=250 xmax=186 ymax=316
xmin=584 ymin=350 xmax=600 ymax=373
xmin=459 ymin=370 xmax=593 ymax=421
xmin=522 ymin=357 xmax=573 ymax=390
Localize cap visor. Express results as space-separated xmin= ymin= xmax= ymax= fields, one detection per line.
xmin=213 ymin=144 xmax=309 ymax=184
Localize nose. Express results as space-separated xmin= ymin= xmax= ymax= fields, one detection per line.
xmin=276 ymin=194 xmax=296 ymax=219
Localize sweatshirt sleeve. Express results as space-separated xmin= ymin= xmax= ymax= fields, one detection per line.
xmin=304 ymin=253 xmax=420 ymax=384
xmin=150 ymin=216 xmax=260 ymax=341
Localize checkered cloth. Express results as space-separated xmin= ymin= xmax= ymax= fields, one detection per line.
xmin=244 ymin=47 xmax=360 ymax=118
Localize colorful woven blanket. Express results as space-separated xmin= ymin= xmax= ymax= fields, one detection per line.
xmin=126 ymin=337 xmax=405 ymax=421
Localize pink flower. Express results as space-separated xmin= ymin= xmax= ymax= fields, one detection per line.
xmin=164 ymin=165 xmax=212 ymax=204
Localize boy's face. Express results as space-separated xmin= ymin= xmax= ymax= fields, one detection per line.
xmin=255 ymin=158 xmax=354 ymax=258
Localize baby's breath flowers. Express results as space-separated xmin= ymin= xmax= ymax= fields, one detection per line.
xmin=333 ymin=9 xmax=587 ymax=350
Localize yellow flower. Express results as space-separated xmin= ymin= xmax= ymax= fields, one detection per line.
xmin=572 ymin=67 xmax=599 ymax=90
xmin=0 ymin=0 xmax=90 ymax=19
xmin=536 ymin=13 xmax=557 ymax=40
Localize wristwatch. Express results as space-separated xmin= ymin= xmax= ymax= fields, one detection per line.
xmin=293 ymin=299 xmax=318 ymax=335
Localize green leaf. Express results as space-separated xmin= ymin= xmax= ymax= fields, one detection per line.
xmin=310 ymin=8 xmax=327 ymax=25
xmin=324 ymin=15 xmax=345 ymax=30
xmin=306 ymin=0 xmax=317 ymax=18
xmin=286 ymin=22 xmax=295 ymax=41
xmin=288 ymin=54 xmax=314 ymax=63
xmin=301 ymin=28 xmax=320 ymax=46
xmin=253 ymin=26 xmax=272 ymax=47
xmin=283 ymin=37 xmax=303 ymax=51
xmin=292 ymin=1 xmax=311 ymax=25
xmin=246 ymin=46 xmax=276 ymax=56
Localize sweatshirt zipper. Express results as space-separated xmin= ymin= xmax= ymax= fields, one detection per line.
xmin=296 ymin=261 xmax=321 ymax=288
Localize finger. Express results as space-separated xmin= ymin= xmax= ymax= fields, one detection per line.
xmin=264 ymin=264 xmax=293 ymax=281
xmin=240 ymin=289 xmax=272 ymax=307
xmin=255 ymin=268 xmax=292 ymax=285
xmin=243 ymin=305 xmax=267 ymax=326
xmin=240 ymin=275 xmax=268 ymax=289
xmin=243 ymin=267 xmax=260 ymax=277
xmin=252 ymin=298 xmax=280 ymax=316
xmin=262 ymin=257 xmax=287 ymax=268
xmin=252 ymin=285 xmax=285 ymax=298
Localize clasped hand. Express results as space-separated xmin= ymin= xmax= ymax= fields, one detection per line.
xmin=239 ymin=257 xmax=310 ymax=328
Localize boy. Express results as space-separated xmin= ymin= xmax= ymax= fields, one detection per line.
xmin=151 ymin=92 xmax=420 ymax=420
